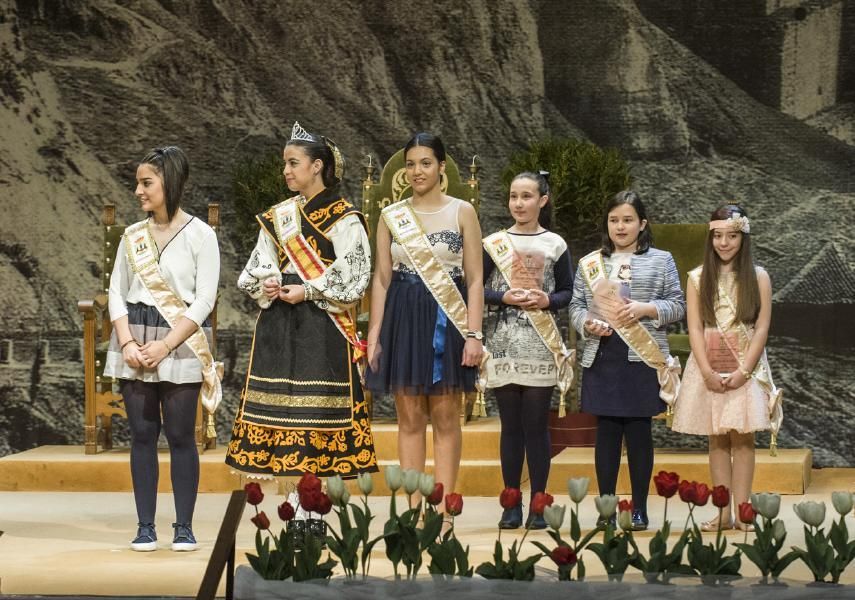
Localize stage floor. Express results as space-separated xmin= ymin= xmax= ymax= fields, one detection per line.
xmin=0 ymin=468 xmax=853 ymax=597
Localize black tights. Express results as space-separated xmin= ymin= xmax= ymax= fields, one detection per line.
xmin=594 ymin=415 xmax=653 ymax=514
xmin=495 ymin=384 xmax=553 ymax=500
xmin=121 ymin=379 xmax=201 ymax=525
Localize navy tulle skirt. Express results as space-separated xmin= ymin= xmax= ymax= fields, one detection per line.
xmin=365 ymin=271 xmax=477 ymax=396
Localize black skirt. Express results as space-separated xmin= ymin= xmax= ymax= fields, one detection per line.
xmin=365 ymin=271 xmax=477 ymax=396
xmin=581 ymin=332 xmax=664 ymax=418
xmin=226 ymin=274 xmax=377 ymax=478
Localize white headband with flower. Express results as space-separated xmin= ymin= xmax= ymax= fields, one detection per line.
xmin=709 ymin=214 xmax=750 ymax=234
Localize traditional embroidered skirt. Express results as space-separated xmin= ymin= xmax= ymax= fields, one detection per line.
xmin=365 ymin=271 xmax=477 ymax=396
xmin=581 ymin=333 xmax=664 ymax=418
xmin=103 ymin=303 xmax=212 ymax=383
xmin=226 ymin=275 xmax=377 ymax=478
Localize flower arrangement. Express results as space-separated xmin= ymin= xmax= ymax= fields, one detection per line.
xmin=239 ymin=470 xmax=854 ymax=586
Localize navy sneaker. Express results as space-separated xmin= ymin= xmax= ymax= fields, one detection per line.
xmin=171 ymin=522 xmax=197 ymax=552
xmin=130 ymin=522 xmax=157 ymax=552
xmin=499 ymin=505 xmax=523 ymax=529
xmin=631 ymin=510 xmax=649 ymax=531
xmin=526 ymin=512 xmax=547 ymax=530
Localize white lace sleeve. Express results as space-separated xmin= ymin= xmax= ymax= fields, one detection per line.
xmin=303 ymin=214 xmax=371 ymax=314
xmin=238 ymin=229 xmax=281 ymax=309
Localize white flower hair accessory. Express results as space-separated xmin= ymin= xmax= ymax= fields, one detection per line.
xmin=709 ymin=213 xmax=750 ymax=234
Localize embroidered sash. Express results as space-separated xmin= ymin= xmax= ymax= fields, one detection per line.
xmin=123 ymin=221 xmax=223 ymax=424
xmin=689 ymin=268 xmax=783 ymax=455
xmin=382 ymin=200 xmax=489 ymax=390
xmin=267 ymin=196 xmax=365 ymax=361
xmin=483 ymin=231 xmax=575 ymax=416
xmin=580 ymin=250 xmax=681 ymax=406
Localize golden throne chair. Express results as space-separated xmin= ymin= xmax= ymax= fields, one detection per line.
xmin=360 ymin=150 xmax=483 ymax=423
xmin=77 ymin=203 xmax=220 ymax=454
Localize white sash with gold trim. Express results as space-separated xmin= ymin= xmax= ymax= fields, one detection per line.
xmin=580 ymin=250 xmax=681 ymax=406
xmin=270 ymin=197 xmax=366 ymax=360
xmin=483 ymin=230 xmax=575 ymax=416
xmin=382 ymin=200 xmax=489 ymax=389
xmin=689 ymin=268 xmax=783 ymax=454
xmin=123 ymin=221 xmax=223 ymax=422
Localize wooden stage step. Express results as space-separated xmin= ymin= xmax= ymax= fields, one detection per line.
xmin=0 ymin=439 xmax=811 ymax=496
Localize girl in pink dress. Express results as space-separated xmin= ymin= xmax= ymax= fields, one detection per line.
xmin=671 ymin=204 xmax=775 ymax=531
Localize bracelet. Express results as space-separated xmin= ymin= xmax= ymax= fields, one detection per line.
xmin=162 ymin=339 xmax=173 ymax=353
xmin=739 ymin=367 xmax=752 ymax=379
xmin=120 ymin=339 xmax=138 ymax=350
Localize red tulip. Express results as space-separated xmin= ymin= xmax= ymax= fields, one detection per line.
xmin=297 ymin=472 xmax=322 ymax=496
xmin=694 ymin=483 xmax=711 ymax=507
xmin=711 ymin=485 xmax=730 ymax=509
xmin=427 ymin=482 xmax=445 ymax=506
xmin=550 ymin=545 xmax=577 ymax=566
xmin=500 ymin=487 xmax=523 ymax=509
xmin=315 ymin=492 xmax=333 ymax=515
xmin=278 ymin=501 xmax=295 ymax=522
xmin=251 ymin=511 xmax=270 ymax=530
xmin=530 ymin=492 xmax=555 ymax=516
xmin=618 ymin=499 xmax=634 ymax=514
xmin=300 ymin=488 xmax=322 ymax=512
xmin=654 ymin=471 xmax=680 ymax=498
xmin=244 ymin=482 xmax=264 ymax=506
xmin=445 ymin=493 xmax=464 ymax=516
xmin=678 ymin=480 xmax=694 ymax=504
xmin=738 ymin=502 xmax=757 ymax=525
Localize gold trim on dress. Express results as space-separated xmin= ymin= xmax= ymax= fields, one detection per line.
xmin=249 ymin=374 xmax=350 ymax=387
xmin=244 ymin=389 xmax=351 ymax=408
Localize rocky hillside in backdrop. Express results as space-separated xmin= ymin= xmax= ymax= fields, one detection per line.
xmin=1 ymin=0 xmax=853 ymax=463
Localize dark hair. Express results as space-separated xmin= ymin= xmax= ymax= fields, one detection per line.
xmin=404 ymin=132 xmax=447 ymax=163
xmin=511 ymin=171 xmax=553 ymax=229
xmin=139 ymin=146 xmax=189 ymax=222
xmin=600 ymin=190 xmax=653 ymax=256
xmin=700 ymin=204 xmax=760 ymax=326
xmin=285 ymin=134 xmax=343 ymax=189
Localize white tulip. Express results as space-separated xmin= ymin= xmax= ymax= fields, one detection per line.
xmin=403 ymin=468 xmax=421 ymax=495
xmin=544 ymin=504 xmax=566 ymax=530
xmin=385 ymin=465 xmax=402 ymax=492
xmin=567 ymin=477 xmax=590 ymax=504
xmin=594 ymin=494 xmax=618 ymax=518
xmin=326 ymin=475 xmax=346 ymax=506
xmin=793 ymin=501 xmax=826 ymax=528
xmin=357 ymin=472 xmax=373 ymax=496
xmin=831 ymin=491 xmax=853 ymax=516
xmin=772 ymin=519 xmax=786 ymax=543
xmin=418 ymin=472 xmax=435 ymax=497
xmin=751 ymin=492 xmax=781 ymax=520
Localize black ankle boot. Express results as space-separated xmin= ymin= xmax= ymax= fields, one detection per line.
xmin=631 ymin=509 xmax=649 ymax=531
xmin=499 ymin=505 xmax=523 ymax=529
xmin=526 ymin=512 xmax=547 ymax=530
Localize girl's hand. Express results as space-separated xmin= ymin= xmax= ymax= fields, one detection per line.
xmin=122 ymin=342 xmax=144 ymax=368
xmin=723 ymin=371 xmax=748 ymax=391
xmin=584 ymin=319 xmax=612 ymax=337
xmin=263 ymin=277 xmax=281 ymax=300
xmin=520 ymin=289 xmax=549 ymax=310
xmin=278 ymin=284 xmax=305 ymax=304
xmin=501 ymin=288 xmax=528 ymax=306
xmin=367 ymin=340 xmax=380 ymax=371
xmin=462 ymin=338 xmax=483 ymax=367
xmin=139 ymin=340 xmax=170 ymax=369
xmin=703 ymin=371 xmax=727 ymax=393
xmin=614 ymin=300 xmax=649 ymax=328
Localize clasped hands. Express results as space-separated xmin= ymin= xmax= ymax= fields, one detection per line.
xmin=703 ymin=369 xmax=748 ymax=393
xmin=122 ymin=339 xmax=171 ymax=369
xmin=263 ymin=277 xmax=306 ymax=305
xmin=583 ymin=297 xmax=649 ymax=336
xmin=502 ymin=287 xmax=549 ymax=311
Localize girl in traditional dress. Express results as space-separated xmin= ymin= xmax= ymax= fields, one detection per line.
xmin=672 ymin=204 xmax=777 ymax=531
xmin=105 ymin=146 xmax=220 ymax=552
xmin=365 ymin=133 xmax=484 ymax=509
xmin=569 ymin=191 xmax=685 ymax=530
xmin=226 ymin=123 xmax=377 ymax=482
xmin=482 ymin=172 xmax=573 ymax=529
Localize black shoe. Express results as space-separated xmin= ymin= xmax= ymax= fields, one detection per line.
xmin=307 ymin=518 xmax=328 ymax=549
xmin=596 ymin=515 xmax=617 ymax=528
xmin=526 ymin=512 xmax=547 ymax=530
xmin=499 ymin=505 xmax=523 ymax=529
xmin=631 ymin=510 xmax=649 ymax=531
xmin=171 ymin=522 xmax=198 ymax=551
xmin=130 ymin=522 xmax=157 ymax=552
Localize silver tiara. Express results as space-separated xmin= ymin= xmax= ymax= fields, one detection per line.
xmin=290 ymin=121 xmax=317 ymax=142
